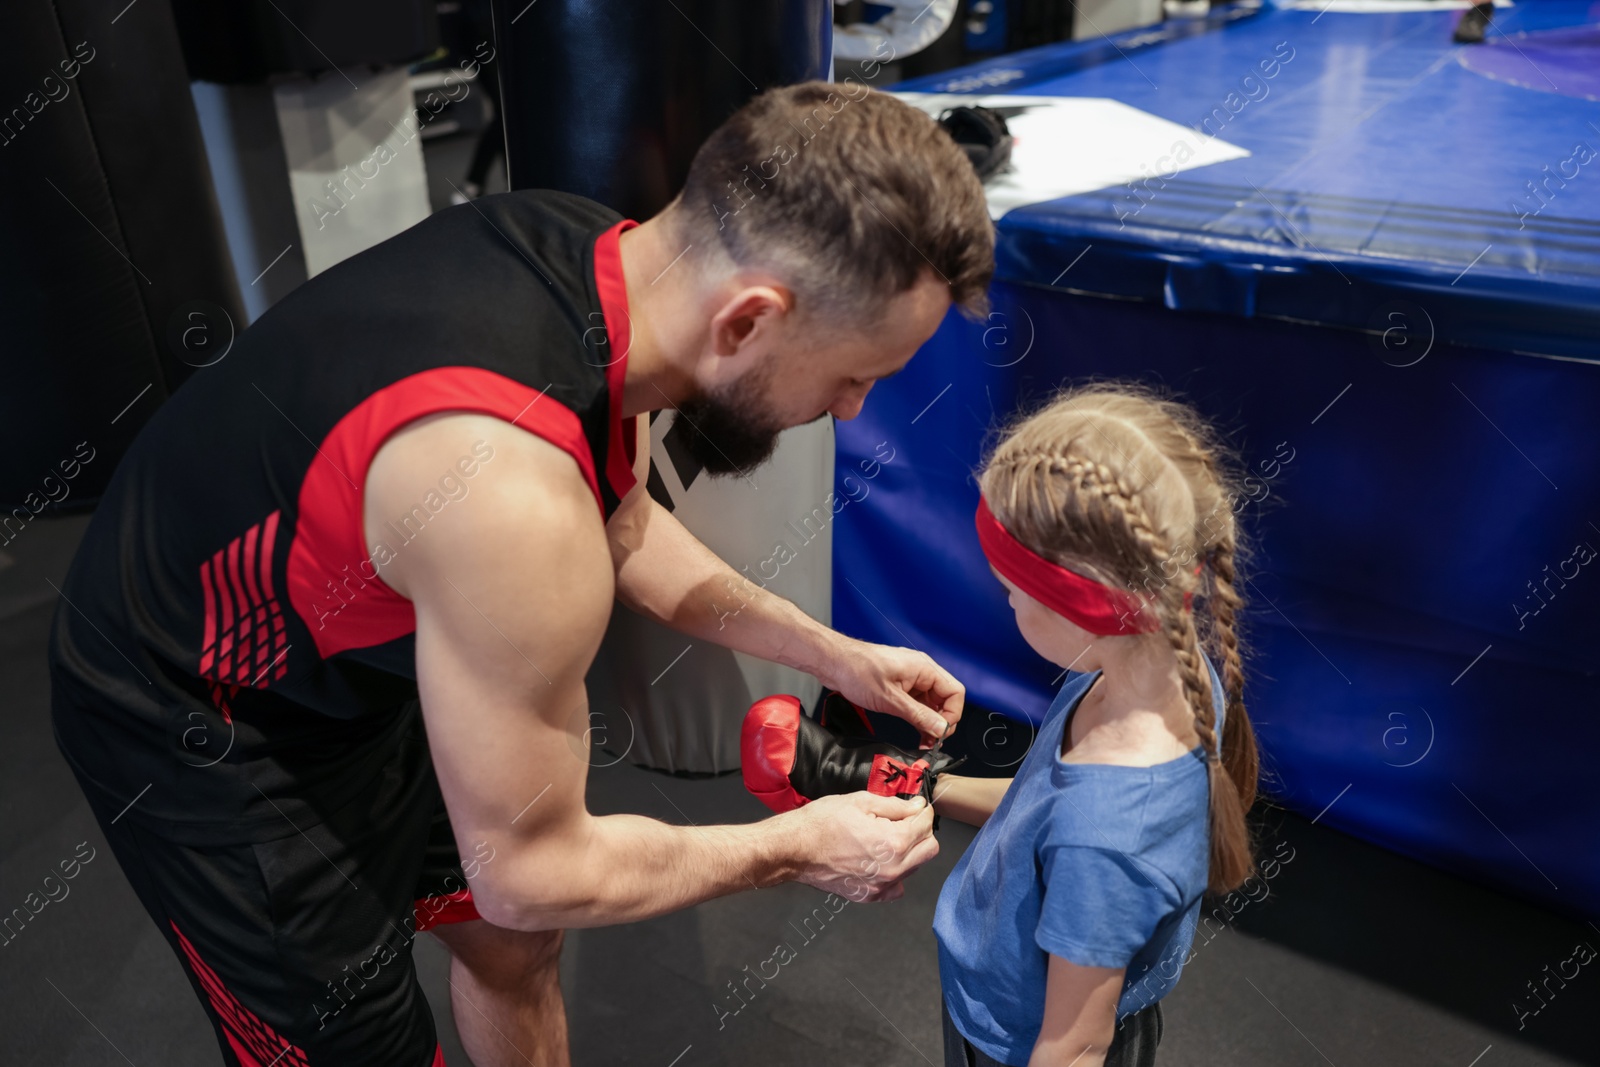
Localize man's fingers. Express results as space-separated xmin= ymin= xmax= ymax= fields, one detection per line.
xmin=918 ymin=716 xmax=955 ymax=751
xmin=929 ymin=667 xmax=967 ymax=717
xmin=885 ymin=799 xmax=936 ymax=852
xmin=855 ymin=791 xmax=927 ymax=820
xmin=912 ymin=657 xmax=966 ymax=715
xmin=903 ymin=660 xmax=966 ymax=745
xmin=927 ymin=681 xmax=965 ymax=742
xmin=883 ymin=685 xmax=949 ymax=741
xmin=904 ymin=828 xmax=940 ymax=870
xmin=882 ymin=816 xmax=938 ymax=880
xmin=902 ymin=798 xmax=937 ymax=839
xmin=871 ymin=880 xmax=906 ymax=903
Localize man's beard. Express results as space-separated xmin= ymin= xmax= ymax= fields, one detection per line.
xmin=672 ymin=360 xmax=789 ymax=477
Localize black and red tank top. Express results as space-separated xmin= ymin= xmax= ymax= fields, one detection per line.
xmin=49 ymin=191 xmax=638 ymax=844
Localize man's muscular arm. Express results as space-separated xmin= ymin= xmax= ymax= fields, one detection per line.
xmin=367 ymin=414 xmax=936 ymax=932
xmin=606 ymin=452 xmax=963 ymax=742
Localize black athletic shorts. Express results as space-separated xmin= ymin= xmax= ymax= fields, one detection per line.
xmin=76 ymin=712 xmax=486 ymax=1067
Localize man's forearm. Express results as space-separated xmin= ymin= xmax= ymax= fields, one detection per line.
xmin=610 ymin=498 xmax=838 ymax=677
xmin=480 ymin=811 xmax=807 ymax=932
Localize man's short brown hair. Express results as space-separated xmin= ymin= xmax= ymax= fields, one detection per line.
xmin=674 ymin=81 xmax=995 ymax=322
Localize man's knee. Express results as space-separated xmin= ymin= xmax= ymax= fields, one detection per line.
xmin=506 ymin=928 xmax=564 ymax=973
xmin=439 ymin=922 xmax=563 ymax=989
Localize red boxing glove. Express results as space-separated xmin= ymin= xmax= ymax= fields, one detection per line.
xmin=741 ymin=691 xmax=960 ymax=814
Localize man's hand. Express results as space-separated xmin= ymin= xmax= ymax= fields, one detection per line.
xmin=815 ymin=638 xmax=965 ymax=748
xmin=788 ymin=793 xmax=939 ymax=902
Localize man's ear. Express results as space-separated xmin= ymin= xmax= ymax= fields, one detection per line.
xmin=709 ymin=285 xmax=793 ymax=357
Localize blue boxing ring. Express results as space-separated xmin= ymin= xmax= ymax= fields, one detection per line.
xmin=834 ymin=0 xmax=1600 ymax=918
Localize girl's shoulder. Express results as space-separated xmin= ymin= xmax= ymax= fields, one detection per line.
xmin=1039 ymin=769 xmax=1159 ymax=853
xmin=1042 ymin=752 xmax=1210 ymax=851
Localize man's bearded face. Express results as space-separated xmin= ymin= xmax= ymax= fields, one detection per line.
xmin=673 ymin=357 xmax=792 ymax=476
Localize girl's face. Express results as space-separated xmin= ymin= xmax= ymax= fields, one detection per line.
xmin=993 ymin=569 xmax=1100 ymax=673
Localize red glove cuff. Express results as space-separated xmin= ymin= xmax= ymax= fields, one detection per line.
xmin=741 ymin=694 xmax=809 ymax=812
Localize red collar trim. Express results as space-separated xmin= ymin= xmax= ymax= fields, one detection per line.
xmin=974 ymin=497 xmax=1157 ymax=636
xmin=594 ymin=219 xmax=640 ymax=503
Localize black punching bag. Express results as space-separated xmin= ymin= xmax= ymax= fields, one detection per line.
xmin=490 ymin=0 xmax=831 ymax=218
xmin=1 ymin=0 xmax=244 ymax=513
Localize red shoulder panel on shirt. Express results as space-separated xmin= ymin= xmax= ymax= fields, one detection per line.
xmin=286 ymin=367 xmax=598 ymax=660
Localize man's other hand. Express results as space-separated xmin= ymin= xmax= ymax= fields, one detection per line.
xmin=818 ymin=638 xmax=965 ymax=748
xmin=789 ymin=792 xmax=938 ymax=903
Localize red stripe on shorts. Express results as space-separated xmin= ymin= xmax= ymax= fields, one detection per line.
xmin=170 ymin=921 xmax=311 ymax=1067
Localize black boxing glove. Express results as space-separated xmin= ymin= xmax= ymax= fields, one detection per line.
xmin=938 ymin=105 xmax=1013 ymax=181
xmin=741 ymin=690 xmax=961 ymax=814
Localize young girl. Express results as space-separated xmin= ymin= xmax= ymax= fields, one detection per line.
xmin=931 ymin=385 xmax=1260 ymax=1067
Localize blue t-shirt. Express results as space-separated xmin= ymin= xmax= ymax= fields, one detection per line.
xmin=933 ymin=660 xmax=1224 ymax=1066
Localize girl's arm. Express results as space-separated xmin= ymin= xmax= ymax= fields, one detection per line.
xmin=1027 ymin=954 xmax=1124 ymax=1067
xmin=931 ymin=774 xmax=1012 ymax=826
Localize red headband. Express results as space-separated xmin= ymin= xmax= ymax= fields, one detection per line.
xmin=974 ymin=497 xmax=1158 ymax=636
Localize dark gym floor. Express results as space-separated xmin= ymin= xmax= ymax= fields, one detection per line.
xmin=5 ymin=513 xmax=1597 ymax=1066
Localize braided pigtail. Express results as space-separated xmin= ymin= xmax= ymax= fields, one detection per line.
xmin=1168 ymin=412 xmax=1260 ymax=876
xmin=1208 ymin=536 xmax=1258 ymax=812
xmin=1143 ymin=534 xmax=1252 ymax=893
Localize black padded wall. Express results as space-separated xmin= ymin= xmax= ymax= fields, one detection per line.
xmin=1 ymin=0 xmax=244 ymax=514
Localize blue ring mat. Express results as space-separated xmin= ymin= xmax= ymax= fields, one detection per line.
xmin=900 ymin=0 xmax=1600 ymax=359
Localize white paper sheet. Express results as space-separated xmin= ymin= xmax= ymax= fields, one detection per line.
xmin=1275 ymin=0 xmax=1510 ymax=13
xmin=895 ymin=94 xmax=1249 ymax=217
